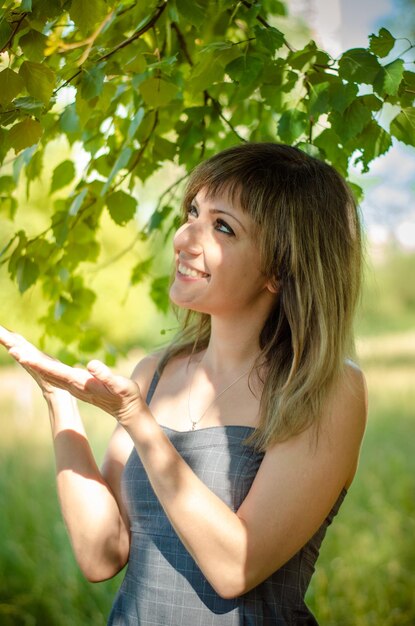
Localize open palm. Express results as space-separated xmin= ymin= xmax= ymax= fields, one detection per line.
xmin=0 ymin=326 xmax=143 ymax=424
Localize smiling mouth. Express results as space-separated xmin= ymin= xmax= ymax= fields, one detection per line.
xmin=178 ymin=263 xmax=209 ymax=278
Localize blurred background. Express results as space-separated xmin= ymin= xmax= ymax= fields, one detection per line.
xmin=1 ymin=0 xmax=414 ymax=624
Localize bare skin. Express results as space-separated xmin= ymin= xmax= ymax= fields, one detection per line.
xmin=0 ymin=190 xmax=368 ymax=597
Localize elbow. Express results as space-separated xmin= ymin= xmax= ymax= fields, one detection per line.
xmin=209 ymin=569 xmax=253 ymax=600
xmin=77 ymin=539 xmax=129 ymax=583
xmin=75 ymin=527 xmax=130 ymax=583
xmin=80 ymin=555 xmax=127 ymax=583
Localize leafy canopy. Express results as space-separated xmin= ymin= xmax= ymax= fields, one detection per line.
xmin=0 ymin=0 xmax=414 ymax=360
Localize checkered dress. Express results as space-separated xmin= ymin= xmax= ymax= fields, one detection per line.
xmin=107 ymin=372 xmax=346 ymax=625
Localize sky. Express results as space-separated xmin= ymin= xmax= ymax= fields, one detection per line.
xmin=289 ymin=0 xmax=415 ymax=250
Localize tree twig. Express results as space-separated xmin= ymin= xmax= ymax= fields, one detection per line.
xmin=209 ymin=96 xmax=248 ymax=143
xmin=54 ymin=1 xmax=168 ymax=94
xmin=239 ymin=0 xmax=294 ymax=52
xmin=0 ymin=12 xmax=28 ymax=54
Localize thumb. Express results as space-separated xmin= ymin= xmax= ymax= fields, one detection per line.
xmin=87 ymin=360 xmax=134 ymax=396
xmin=87 ymin=359 xmax=113 ymax=382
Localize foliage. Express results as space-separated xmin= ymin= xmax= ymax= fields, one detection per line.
xmin=0 ymin=0 xmax=415 ymax=357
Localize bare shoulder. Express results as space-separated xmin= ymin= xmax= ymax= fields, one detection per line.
xmin=328 ymin=360 xmax=368 ymax=435
xmin=130 ymin=351 xmax=163 ymax=398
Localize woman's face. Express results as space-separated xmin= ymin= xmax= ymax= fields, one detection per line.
xmin=169 ymin=187 xmax=276 ymax=318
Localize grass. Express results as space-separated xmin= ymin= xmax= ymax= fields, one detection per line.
xmin=0 ymin=332 xmax=414 ymax=625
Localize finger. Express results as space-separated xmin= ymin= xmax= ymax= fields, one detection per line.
xmin=87 ymin=360 xmax=118 ymax=390
xmin=87 ymin=360 xmax=134 ymax=396
xmin=10 ymin=345 xmax=93 ymax=389
xmin=0 ymin=326 xmax=22 ymax=350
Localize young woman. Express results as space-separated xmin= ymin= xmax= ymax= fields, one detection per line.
xmin=0 ymin=143 xmax=367 ymax=625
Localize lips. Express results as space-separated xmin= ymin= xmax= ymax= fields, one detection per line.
xmin=177 ymin=262 xmax=209 ymax=278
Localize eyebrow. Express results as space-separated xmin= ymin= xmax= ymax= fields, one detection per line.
xmin=192 ymin=197 xmax=247 ymax=232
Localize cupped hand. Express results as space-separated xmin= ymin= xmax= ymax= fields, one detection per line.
xmin=0 ymin=325 xmax=143 ymax=424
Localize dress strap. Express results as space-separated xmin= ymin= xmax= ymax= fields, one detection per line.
xmin=145 ymin=368 xmax=160 ymax=404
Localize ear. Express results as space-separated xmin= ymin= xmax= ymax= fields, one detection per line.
xmin=265 ymin=277 xmax=279 ymax=294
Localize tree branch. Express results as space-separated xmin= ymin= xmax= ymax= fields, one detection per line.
xmin=0 ymin=12 xmax=28 ymax=54
xmin=209 ymin=96 xmax=248 ymax=143
xmin=171 ymin=22 xmax=193 ymax=66
xmin=54 ymin=1 xmax=168 ymax=94
xmin=239 ymin=0 xmax=294 ymax=52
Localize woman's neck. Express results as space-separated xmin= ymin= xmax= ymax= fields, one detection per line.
xmin=199 ymin=314 xmax=264 ymax=375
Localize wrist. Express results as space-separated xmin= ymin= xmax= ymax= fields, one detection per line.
xmin=118 ymin=401 xmax=154 ymax=435
xmin=43 ymin=387 xmax=75 ymax=409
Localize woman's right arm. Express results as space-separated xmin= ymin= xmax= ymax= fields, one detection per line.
xmin=45 ymin=387 xmax=133 ymax=582
xmin=0 ymin=326 xmax=154 ymax=582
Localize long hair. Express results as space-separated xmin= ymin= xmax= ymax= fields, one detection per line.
xmin=160 ymin=143 xmax=363 ymax=450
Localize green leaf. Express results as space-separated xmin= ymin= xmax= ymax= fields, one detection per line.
xmin=69 ymin=187 xmax=88 ymax=216
xmin=0 ymin=176 xmax=14 ymax=193
xmin=254 ymin=24 xmax=285 ymax=53
xmin=277 ymin=110 xmax=308 ymax=143
xmin=328 ymin=81 xmax=358 ymax=114
xmin=0 ymin=196 xmax=17 ymax=219
xmin=189 ymin=41 xmax=237 ymax=93
xmin=308 ymin=82 xmax=330 ymax=117
xmin=352 ymin=121 xmax=392 ymax=172
xmin=148 ymin=205 xmax=174 ymax=232
xmin=69 ymin=0 xmax=108 ymax=35
xmin=106 ymin=190 xmax=137 ymax=225
xmin=60 ymin=103 xmax=81 ymax=134
xmin=21 ymin=0 xmax=32 ymax=10
xmin=0 ymin=19 xmax=12 ymax=51
xmin=8 ymin=118 xmax=42 ymax=153
xmin=369 ymin=28 xmax=395 ymax=58
xmin=176 ymin=0 xmax=205 ymax=26
xmin=401 ymin=71 xmax=415 ymax=91
xmin=101 ymin=147 xmax=132 ymax=195
xmin=338 ymin=48 xmax=382 ymax=84
xmin=19 ymin=29 xmax=47 ymax=62
xmin=80 ymin=64 xmax=105 ymax=101
xmin=131 ymin=257 xmax=153 ymax=284
xmin=14 ymin=96 xmax=45 ymax=115
xmin=225 ymin=55 xmax=263 ymax=84
xmin=374 ymin=59 xmax=405 ymax=97
xmin=51 ymin=160 xmax=76 ymax=193
xmin=19 ymin=61 xmax=55 ymax=105
xmin=330 ymin=99 xmax=372 ymax=144
xmin=26 ymin=149 xmax=43 ymax=192
xmin=313 ymin=129 xmax=348 ymax=176
xmin=127 ymin=107 xmax=145 ymax=140
xmin=153 ymin=136 xmax=177 ymax=161
xmin=399 ymin=71 xmax=415 ymax=107
xmin=348 ymin=182 xmax=364 ymax=204
xmin=0 ymin=68 xmax=25 ymax=106
xmin=78 ymin=328 xmax=102 ymax=353
xmin=150 ymin=275 xmax=170 ymax=313
xmin=16 ymin=257 xmax=39 ymax=293
xmin=390 ymin=108 xmax=415 ymax=147
xmin=139 ymin=77 xmax=179 ymax=108
xmin=288 ymin=42 xmax=319 ymax=71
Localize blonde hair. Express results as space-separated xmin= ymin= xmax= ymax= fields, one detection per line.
xmin=160 ymin=143 xmax=363 ymax=450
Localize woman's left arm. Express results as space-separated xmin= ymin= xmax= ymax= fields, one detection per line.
xmin=6 ymin=340 xmax=367 ymax=599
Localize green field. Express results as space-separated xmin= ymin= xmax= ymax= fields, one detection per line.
xmin=1 ymin=251 xmax=414 ymax=625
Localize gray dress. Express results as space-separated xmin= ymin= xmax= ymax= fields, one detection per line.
xmin=107 ymin=372 xmax=346 ymax=625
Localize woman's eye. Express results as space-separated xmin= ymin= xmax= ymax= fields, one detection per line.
xmin=187 ymin=205 xmax=198 ymax=218
xmin=215 ymin=219 xmax=234 ymax=236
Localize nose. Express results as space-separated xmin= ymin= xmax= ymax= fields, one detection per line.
xmin=174 ymin=221 xmax=205 ymax=256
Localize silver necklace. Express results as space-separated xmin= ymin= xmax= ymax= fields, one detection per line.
xmin=187 ymin=358 xmax=251 ymax=431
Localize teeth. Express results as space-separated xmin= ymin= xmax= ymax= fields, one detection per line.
xmin=178 ymin=263 xmax=207 ymax=278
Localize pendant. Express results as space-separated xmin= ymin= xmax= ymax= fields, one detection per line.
xmin=191 ymin=421 xmax=196 ymax=431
